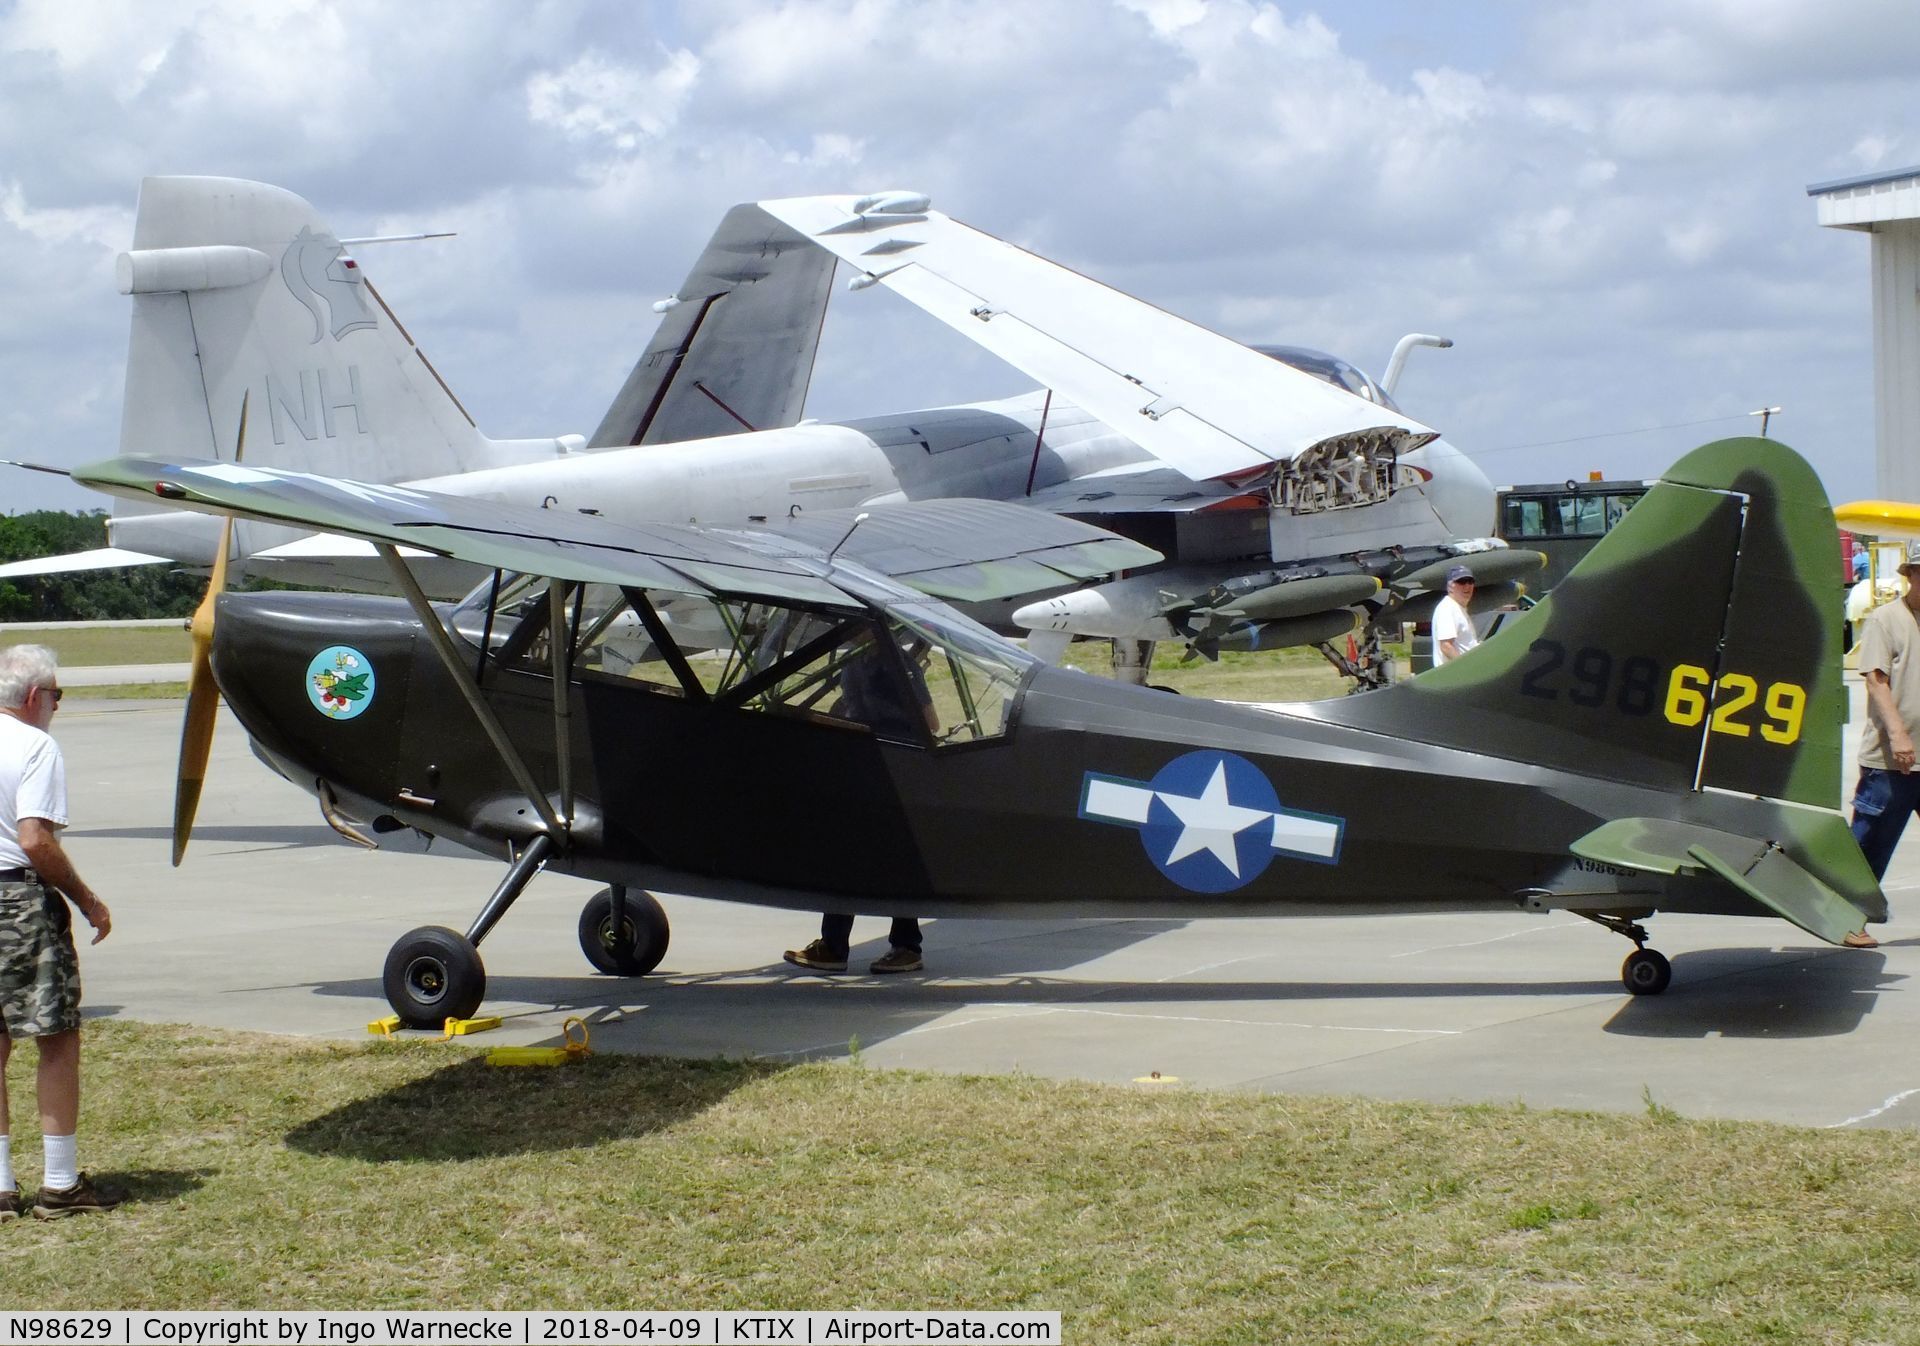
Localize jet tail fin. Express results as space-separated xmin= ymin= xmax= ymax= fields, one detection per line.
xmin=117 ymin=177 xmax=570 ymax=490
xmin=589 ymin=203 xmax=837 ymax=447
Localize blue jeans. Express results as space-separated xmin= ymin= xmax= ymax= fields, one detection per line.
xmin=819 ymin=914 xmax=921 ymax=958
xmin=1850 ymin=767 xmax=1920 ymax=880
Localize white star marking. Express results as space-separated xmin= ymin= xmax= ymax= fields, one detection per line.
xmin=1080 ymin=770 xmax=1343 ymax=868
xmin=1156 ymin=762 xmax=1273 ymax=876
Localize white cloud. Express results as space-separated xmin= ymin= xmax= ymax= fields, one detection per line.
xmin=0 ymin=0 xmax=1915 ymax=513
xmin=527 ymin=47 xmax=701 ymax=151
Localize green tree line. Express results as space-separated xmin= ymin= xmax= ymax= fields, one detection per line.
xmin=0 ymin=510 xmax=204 ymax=621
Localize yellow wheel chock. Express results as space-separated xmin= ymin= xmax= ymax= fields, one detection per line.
xmin=486 ymin=1016 xmax=592 ymax=1067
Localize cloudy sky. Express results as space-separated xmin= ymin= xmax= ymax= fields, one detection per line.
xmin=2 ymin=0 xmax=1916 ymax=514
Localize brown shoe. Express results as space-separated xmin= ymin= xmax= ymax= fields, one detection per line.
xmin=869 ymin=948 xmax=924 ymax=974
xmin=33 ymin=1174 xmax=125 ymax=1219
xmin=1843 ymin=930 xmax=1880 ymax=949
xmin=783 ymin=939 xmax=849 ymax=972
xmin=0 ymin=1190 xmax=19 ymax=1221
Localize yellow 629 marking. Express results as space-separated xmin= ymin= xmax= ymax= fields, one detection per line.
xmin=1709 ymin=673 xmax=1758 ymax=737
xmin=1663 ymin=664 xmax=1805 ymax=745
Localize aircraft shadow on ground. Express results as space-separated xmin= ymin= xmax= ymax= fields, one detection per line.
xmin=283 ymin=1051 xmax=788 ymax=1163
xmin=1603 ymin=947 xmax=1898 ymax=1038
xmin=68 ymin=824 xmax=349 ymax=850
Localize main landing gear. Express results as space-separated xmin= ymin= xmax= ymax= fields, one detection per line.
xmin=379 ymin=835 xmax=673 ymax=1027
xmin=1577 ymin=911 xmax=1671 ymax=996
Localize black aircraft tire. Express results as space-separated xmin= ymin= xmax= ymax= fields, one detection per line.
xmin=1621 ymin=948 xmax=1672 ymax=997
xmin=579 ymin=888 xmax=670 ymax=977
xmin=383 ymin=926 xmax=486 ymax=1028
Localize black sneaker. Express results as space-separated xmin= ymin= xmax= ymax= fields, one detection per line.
xmin=783 ymin=939 xmax=849 ymax=972
xmin=33 ymin=1174 xmax=125 ymax=1219
xmin=0 ymin=1190 xmax=19 ymax=1221
xmin=869 ymin=948 xmax=924 ymax=974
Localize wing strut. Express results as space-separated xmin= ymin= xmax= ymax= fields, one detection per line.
xmin=376 ymin=544 xmax=567 ymax=845
xmin=547 ymin=579 xmax=576 ymax=829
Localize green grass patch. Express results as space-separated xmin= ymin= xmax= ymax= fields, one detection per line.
xmin=3 ymin=1019 xmax=1917 ymax=1340
xmin=65 ymin=681 xmax=188 ymax=701
xmin=1060 ymin=641 xmax=1355 ymax=701
xmin=6 ymin=625 xmax=191 ymax=666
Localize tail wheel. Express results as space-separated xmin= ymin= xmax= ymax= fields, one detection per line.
xmin=383 ymin=925 xmax=486 ymax=1027
xmin=1621 ymin=947 xmax=1672 ymax=996
xmin=578 ymin=888 xmax=670 ymax=977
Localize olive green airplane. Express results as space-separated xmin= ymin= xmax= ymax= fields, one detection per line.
xmin=73 ymin=433 xmax=1881 ymax=1027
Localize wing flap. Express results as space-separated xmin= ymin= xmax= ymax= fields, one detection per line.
xmin=741 ymin=498 xmax=1161 ymax=602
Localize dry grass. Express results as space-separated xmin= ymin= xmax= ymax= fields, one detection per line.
xmin=2 ymin=1019 xmax=1916 ymax=1341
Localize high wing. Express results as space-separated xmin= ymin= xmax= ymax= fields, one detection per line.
xmin=71 ymin=457 xmax=1160 ymax=606
xmin=758 ymin=193 xmax=1439 ymax=483
xmin=589 ymin=204 xmax=839 ymax=448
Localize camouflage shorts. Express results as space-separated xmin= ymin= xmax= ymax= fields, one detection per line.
xmin=0 ymin=879 xmax=81 ymax=1038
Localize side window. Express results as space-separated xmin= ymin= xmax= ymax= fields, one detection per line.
xmin=897 ymin=620 xmax=1027 ymax=744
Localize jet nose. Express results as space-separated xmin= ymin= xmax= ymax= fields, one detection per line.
xmin=1405 ymin=437 xmax=1495 ymax=538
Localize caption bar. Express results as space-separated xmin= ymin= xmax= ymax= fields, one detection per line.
xmin=0 ymin=1313 xmax=1060 ymax=1346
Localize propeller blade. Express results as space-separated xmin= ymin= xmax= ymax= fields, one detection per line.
xmin=173 ymin=395 xmax=245 ymax=866
xmin=173 ymin=634 xmax=218 ymax=866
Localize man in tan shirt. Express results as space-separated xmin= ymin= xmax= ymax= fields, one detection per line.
xmin=1848 ymin=542 xmax=1920 ymax=946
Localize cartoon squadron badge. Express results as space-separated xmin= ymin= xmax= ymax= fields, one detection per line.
xmin=306 ymin=645 xmax=376 ymax=720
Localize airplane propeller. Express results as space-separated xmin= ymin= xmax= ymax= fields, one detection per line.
xmin=174 ymin=393 xmax=245 ymax=866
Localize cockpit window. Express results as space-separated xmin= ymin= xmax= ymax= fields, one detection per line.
xmin=452 ymin=571 xmax=1024 ymax=747
xmin=1251 ymin=344 xmax=1403 ymax=413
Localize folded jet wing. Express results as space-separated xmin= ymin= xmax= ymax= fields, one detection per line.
xmin=758 ymin=193 xmax=1439 ymax=483
xmin=589 ymin=204 xmax=839 ymax=448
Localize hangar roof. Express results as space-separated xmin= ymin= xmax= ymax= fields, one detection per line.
xmin=1808 ymin=164 xmax=1920 ymax=230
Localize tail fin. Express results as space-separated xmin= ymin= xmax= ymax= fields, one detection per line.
xmin=589 ymin=203 xmax=837 ymax=447
xmin=1323 ymin=436 xmax=1843 ymax=809
xmin=116 ymin=176 xmax=570 ymax=484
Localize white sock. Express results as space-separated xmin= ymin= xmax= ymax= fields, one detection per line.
xmin=0 ymin=1135 xmax=12 ymax=1193
xmin=43 ymin=1134 xmax=76 ymax=1192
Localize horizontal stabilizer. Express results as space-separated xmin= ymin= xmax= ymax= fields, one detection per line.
xmin=1685 ymin=842 xmax=1873 ymax=947
xmin=0 ymin=547 xmax=169 ymax=578
xmin=1572 ymin=817 xmax=1877 ymax=946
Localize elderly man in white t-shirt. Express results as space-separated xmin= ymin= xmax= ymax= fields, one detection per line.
xmin=0 ymin=644 xmax=118 ymax=1219
xmin=1430 ymin=565 xmax=1481 ymax=667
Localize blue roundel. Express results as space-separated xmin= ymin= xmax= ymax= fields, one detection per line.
xmin=306 ymin=646 xmax=376 ymax=720
xmin=1139 ymin=750 xmax=1281 ymax=894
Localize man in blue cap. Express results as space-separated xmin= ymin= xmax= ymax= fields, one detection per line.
xmin=1430 ymin=564 xmax=1480 ymax=667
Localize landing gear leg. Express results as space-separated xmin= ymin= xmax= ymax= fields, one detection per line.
xmin=1111 ymin=639 xmax=1156 ymax=687
xmin=382 ymin=833 xmax=555 ymax=1027
xmin=1577 ymin=911 xmax=1672 ymax=996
